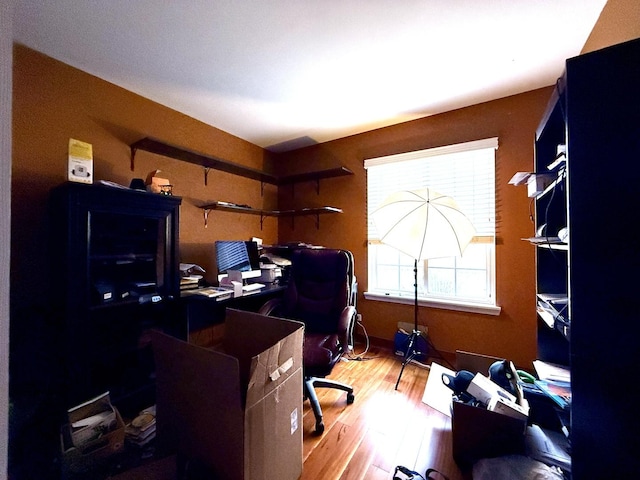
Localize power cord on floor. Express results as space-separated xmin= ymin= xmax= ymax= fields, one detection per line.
xmin=393 ymin=466 xmax=450 ymax=480
xmin=346 ymin=313 xmax=379 ymax=361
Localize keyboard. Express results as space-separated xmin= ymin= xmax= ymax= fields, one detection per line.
xmin=242 ymin=282 xmax=265 ymax=292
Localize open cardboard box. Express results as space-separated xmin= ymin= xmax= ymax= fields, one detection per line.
xmin=423 ymin=351 xmax=528 ymax=467
xmin=452 ymin=351 xmax=527 ymax=467
xmin=152 ymin=309 xmax=304 ymax=480
xmin=60 ymin=392 xmax=125 ymax=476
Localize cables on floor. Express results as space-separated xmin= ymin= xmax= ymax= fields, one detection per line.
xmin=346 ymin=313 xmax=378 ymax=361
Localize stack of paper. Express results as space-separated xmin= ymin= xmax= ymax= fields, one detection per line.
xmin=125 ymin=406 xmax=156 ymax=447
xmin=533 ymin=360 xmax=570 ymax=383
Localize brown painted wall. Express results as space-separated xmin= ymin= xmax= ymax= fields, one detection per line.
xmin=582 ymin=0 xmax=640 ymax=54
xmin=5 ymin=45 xmax=567 ymax=369
xmin=11 ymin=45 xmax=280 ymax=349
xmin=274 ymin=90 xmax=552 ymax=367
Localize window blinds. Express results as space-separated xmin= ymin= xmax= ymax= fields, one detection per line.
xmin=365 ymin=138 xmax=497 ymax=241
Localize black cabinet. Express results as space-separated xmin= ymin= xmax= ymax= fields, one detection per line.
xmin=534 ymin=38 xmax=640 ymax=479
xmin=51 ymin=182 xmax=182 ymax=417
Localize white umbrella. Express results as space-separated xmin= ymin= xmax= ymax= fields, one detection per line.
xmin=371 ymin=188 xmax=475 ymax=388
xmin=371 ymin=188 xmax=476 ymax=261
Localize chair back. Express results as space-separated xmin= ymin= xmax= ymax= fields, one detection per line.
xmin=281 ymin=249 xmax=351 ymax=335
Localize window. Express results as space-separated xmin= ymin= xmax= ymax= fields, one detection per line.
xmin=364 ymin=138 xmax=499 ymax=315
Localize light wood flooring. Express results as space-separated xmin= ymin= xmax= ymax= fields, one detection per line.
xmin=299 ymin=344 xmax=470 ymax=480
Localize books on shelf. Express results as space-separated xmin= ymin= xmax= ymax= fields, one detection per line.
xmin=533 ymin=360 xmax=571 ymax=410
xmin=180 ymin=275 xmax=202 ymax=291
xmin=125 ymin=405 xmax=156 ymax=447
xmin=534 ymin=379 xmax=571 ymax=410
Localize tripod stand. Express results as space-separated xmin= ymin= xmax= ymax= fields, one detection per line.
xmin=394 ymin=259 xmax=453 ymax=390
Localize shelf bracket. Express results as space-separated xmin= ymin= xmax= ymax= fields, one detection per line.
xmin=203 ymin=208 xmax=210 ymax=228
xmin=315 ymin=213 xmax=320 ymax=229
xmin=130 ymin=147 xmax=137 ymax=171
xmin=261 ymin=181 xmax=265 ymax=197
xmin=315 ymin=179 xmax=320 ymax=195
xmin=203 ymin=167 xmax=211 ymax=186
xmin=260 ymin=214 xmax=266 ymax=231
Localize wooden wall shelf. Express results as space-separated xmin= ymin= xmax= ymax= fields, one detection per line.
xmin=130 ymin=137 xmax=353 ymax=187
xmin=200 ymin=201 xmax=342 ymax=229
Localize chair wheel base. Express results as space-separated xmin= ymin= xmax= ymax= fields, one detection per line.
xmin=315 ymin=421 xmax=325 ymax=435
xmin=347 ymin=392 xmax=355 ymax=404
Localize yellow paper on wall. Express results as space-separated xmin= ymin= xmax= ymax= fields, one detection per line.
xmin=68 ymin=138 xmax=93 ymax=184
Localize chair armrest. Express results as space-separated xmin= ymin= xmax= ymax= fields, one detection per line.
xmin=338 ymin=305 xmax=357 ymax=352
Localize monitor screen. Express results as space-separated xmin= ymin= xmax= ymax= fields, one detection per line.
xmin=215 ymin=240 xmax=261 ymax=274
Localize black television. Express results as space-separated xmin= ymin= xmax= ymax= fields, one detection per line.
xmin=215 ymin=240 xmax=261 ymax=280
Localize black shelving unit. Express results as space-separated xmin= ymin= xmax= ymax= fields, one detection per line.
xmin=533 ymin=38 xmax=640 ymax=479
xmin=51 ymin=182 xmax=183 ymax=417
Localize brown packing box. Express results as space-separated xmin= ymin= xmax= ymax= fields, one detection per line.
xmin=60 ymin=393 xmax=125 ymax=476
xmin=66 ymin=391 xmax=118 ymax=448
xmin=152 ymin=309 xmax=304 ymax=480
xmin=451 ymin=351 xmax=527 ymax=467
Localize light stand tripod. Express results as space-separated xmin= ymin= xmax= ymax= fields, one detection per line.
xmin=394 ymin=259 xmax=453 ymax=390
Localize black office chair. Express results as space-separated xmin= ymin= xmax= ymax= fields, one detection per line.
xmin=260 ymin=248 xmax=356 ymax=434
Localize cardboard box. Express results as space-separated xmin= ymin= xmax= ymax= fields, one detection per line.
xmin=487 ymin=395 xmax=530 ymax=421
xmin=467 ymin=372 xmax=516 ymax=406
xmin=526 ymin=173 xmax=554 ymax=198
xmin=60 ymin=394 xmax=125 ymax=476
xmin=67 ymin=392 xmax=119 ymax=448
xmin=68 ymin=138 xmax=93 ymax=184
xmin=152 ymin=309 xmax=304 ymax=480
xmin=450 ymin=351 xmax=527 ymax=467
xmin=145 ymin=169 xmax=172 ymax=194
xmin=452 ymin=399 xmax=526 ymax=467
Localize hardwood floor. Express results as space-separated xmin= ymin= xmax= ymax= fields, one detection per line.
xmin=300 ymin=345 xmax=470 ymax=480
xmin=110 ymin=344 xmax=470 ymax=480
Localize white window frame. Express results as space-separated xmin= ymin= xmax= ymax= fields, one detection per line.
xmin=364 ymin=138 xmax=501 ymax=316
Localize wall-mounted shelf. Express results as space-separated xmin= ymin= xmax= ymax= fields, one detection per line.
xmin=129 ymin=137 xmax=353 ymax=189
xmin=130 ymin=137 xmax=277 ymax=186
xmin=199 ymin=201 xmax=342 ymax=230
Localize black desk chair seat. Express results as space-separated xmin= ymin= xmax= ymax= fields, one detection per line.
xmin=260 ymin=248 xmax=356 ymax=434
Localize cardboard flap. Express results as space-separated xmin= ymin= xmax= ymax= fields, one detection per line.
xmin=152 ymin=331 xmax=244 ymax=478
xmin=456 ymin=350 xmax=504 ymax=374
xmin=224 ymin=309 xmax=304 ymax=356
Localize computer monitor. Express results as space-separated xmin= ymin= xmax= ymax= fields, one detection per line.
xmin=215 ymin=240 xmax=261 ymax=280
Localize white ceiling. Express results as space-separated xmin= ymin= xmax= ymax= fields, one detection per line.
xmin=14 ymin=0 xmax=607 ymax=152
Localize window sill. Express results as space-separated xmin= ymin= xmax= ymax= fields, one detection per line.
xmin=363 ymin=291 xmax=501 ymax=316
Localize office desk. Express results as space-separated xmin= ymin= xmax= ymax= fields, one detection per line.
xmin=180 ymin=284 xmax=286 ymax=333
